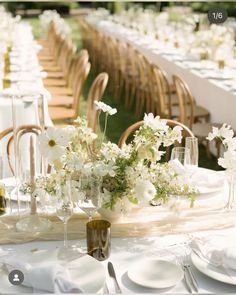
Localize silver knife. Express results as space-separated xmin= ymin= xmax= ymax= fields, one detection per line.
xmin=108 ymin=262 xmax=122 ymax=293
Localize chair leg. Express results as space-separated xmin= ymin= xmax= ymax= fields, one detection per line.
xmin=205 ymin=140 xmax=212 ymax=159
xmin=128 ymin=83 xmax=136 ymax=110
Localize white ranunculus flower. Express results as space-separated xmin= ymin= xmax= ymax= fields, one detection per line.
xmin=38 ymin=127 xmax=69 ymax=162
xmin=143 ymin=113 xmax=168 ymax=132
xmin=133 ymin=180 xmax=156 ymax=205
xmin=223 ymin=137 xmax=236 ymax=151
xmin=218 ymin=150 xmax=236 ymax=171
xmin=94 ymin=100 xmax=117 ymax=115
xmin=172 ymin=126 xmax=183 ymax=143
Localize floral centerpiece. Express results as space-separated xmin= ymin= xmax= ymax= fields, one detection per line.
xmin=207 ymin=124 xmax=236 ymax=209
xmin=36 ymin=102 xmax=195 ymax=216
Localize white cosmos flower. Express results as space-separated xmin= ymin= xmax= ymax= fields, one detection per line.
xmin=143 ymin=113 xmax=168 ymax=132
xmin=94 ymin=100 xmax=117 ymax=115
xmin=133 ymin=180 xmax=156 ymax=205
xmin=207 ymin=124 xmax=234 ymax=141
xmin=38 ymin=127 xmax=68 ymax=162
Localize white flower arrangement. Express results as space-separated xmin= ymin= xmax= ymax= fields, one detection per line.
xmin=207 ymin=124 xmax=236 ymax=173
xmin=37 ymin=104 xmax=195 ymax=213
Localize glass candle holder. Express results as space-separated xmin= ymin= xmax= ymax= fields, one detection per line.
xmin=199 ymin=51 xmax=209 ymax=60
xmin=86 ymin=220 xmax=111 ymax=261
xmin=218 ymin=59 xmax=225 ymax=70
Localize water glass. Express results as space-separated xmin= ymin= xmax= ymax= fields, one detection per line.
xmin=185 ymin=137 xmax=199 ymax=173
xmin=171 ymin=147 xmax=191 ymax=167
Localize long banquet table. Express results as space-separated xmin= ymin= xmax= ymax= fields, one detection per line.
xmin=1 ymin=168 xmax=236 ymax=293
xmin=0 ymin=22 xmax=53 ymax=135
xmin=96 ymin=20 xmax=236 ymax=130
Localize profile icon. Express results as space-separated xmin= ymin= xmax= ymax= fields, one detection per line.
xmin=8 ymin=270 xmax=24 ymax=285
xmin=13 ymin=274 xmax=20 ymax=282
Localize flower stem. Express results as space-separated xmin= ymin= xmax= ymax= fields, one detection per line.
xmin=101 ymin=113 xmax=108 ymax=145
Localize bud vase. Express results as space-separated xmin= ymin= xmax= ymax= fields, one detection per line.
xmin=225 ymin=170 xmax=235 ymax=211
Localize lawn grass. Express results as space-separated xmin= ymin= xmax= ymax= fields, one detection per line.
xmin=24 ymin=16 xmax=221 ymax=170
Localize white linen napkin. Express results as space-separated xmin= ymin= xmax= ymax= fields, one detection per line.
xmin=169 ymin=159 xmax=186 ymax=175
xmin=0 ymin=255 xmax=83 ymax=293
xmin=191 ymin=236 xmax=236 ymax=270
xmin=190 ymin=168 xmax=225 ymax=194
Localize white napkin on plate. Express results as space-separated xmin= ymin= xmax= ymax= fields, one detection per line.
xmin=0 ymin=255 xmax=83 ymax=293
xmin=190 ymin=168 xmax=225 ymax=194
xmin=191 ymin=236 xmax=236 ymax=270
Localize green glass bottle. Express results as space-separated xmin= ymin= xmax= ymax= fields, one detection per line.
xmin=0 ymin=184 xmax=6 ymax=215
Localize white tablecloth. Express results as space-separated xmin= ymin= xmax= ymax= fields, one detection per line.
xmin=97 ymin=21 xmax=236 ymax=130
xmin=0 ymin=97 xmax=52 ymax=132
xmin=1 ymin=228 xmax=236 ymax=293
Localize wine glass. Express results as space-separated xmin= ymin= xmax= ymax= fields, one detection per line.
xmin=77 ymin=175 xmax=102 ymax=221
xmin=56 ymin=181 xmax=75 ymax=260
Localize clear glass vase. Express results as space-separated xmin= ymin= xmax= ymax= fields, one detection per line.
xmin=224 ymin=170 xmax=236 ymax=211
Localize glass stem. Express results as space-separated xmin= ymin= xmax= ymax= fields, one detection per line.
xmin=88 ymin=215 xmax=92 ymax=222
xmin=63 ymin=221 xmax=68 ymax=248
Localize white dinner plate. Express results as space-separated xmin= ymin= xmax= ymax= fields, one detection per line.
xmin=0 ymin=251 xmax=106 ymax=293
xmin=191 ymin=252 xmax=236 ymax=285
xmin=128 ymin=259 xmax=183 ymax=289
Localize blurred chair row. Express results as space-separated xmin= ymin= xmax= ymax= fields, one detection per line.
xmin=80 ymin=19 xmax=221 ymax=156
xmin=38 ymin=21 xmax=109 ymax=132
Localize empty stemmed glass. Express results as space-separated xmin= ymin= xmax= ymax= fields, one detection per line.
xmin=56 ymin=180 xmax=81 ymax=260
xmin=77 ymin=175 xmax=102 ymax=221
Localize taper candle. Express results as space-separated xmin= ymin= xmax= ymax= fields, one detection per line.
xmin=30 ymin=136 xmax=37 ymax=215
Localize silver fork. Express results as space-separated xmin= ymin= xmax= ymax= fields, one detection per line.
xmin=182 ymin=250 xmax=198 ymax=293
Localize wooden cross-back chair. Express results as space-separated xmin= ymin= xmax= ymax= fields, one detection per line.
xmin=172 ymin=75 xmax=210 ymax=129
xmin=173 ymin=75 xmax=223 ymax=158
xmin=40 ymin=33 xmax=65 ymax=68
xmin=43 ymin=38 xmax=76 ymax=86
xmin=87 ymin=72 xmax=109 ymax=132
xmin=47 ymin=49 xmax=89 ymax=100
xmin=151 ymin=64 xmax=173 ymax=118
xmin=0 ymin=125 xmax=43 ymax=176
xmin=134 ymin=51 xmax=152 ymax=118
xmin=173 ymin=75 xmax=195 ymax=129
xmin=38 ymin=21 xmax=58 ymax=54
xmin=118 ymin=119 xmax=194 ymax=161
xmin=48 ymin=60 xmax=91 ymax=122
